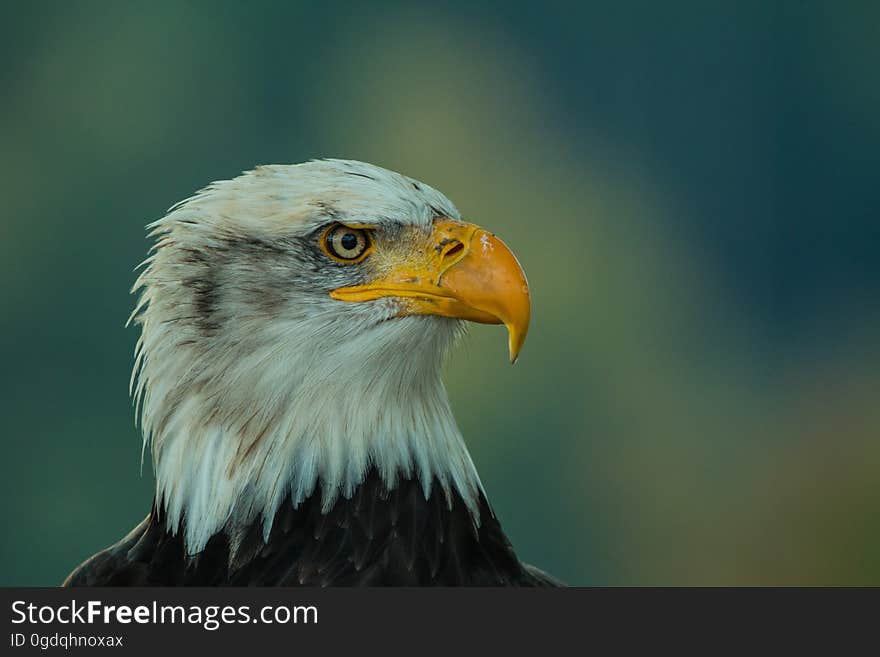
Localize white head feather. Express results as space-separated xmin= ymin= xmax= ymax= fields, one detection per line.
xmin=130 ymin=160 xmax=483 ymax=554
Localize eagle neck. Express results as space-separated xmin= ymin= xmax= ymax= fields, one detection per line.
xmin=145 ymin=317 xmax=485 ymax=555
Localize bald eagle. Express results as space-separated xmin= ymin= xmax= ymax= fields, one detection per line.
xmin=64 ymin=160 xmax=560 ymax=586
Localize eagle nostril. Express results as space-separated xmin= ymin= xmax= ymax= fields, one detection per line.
xmin=444 ymin=242 xmax=464 ymax=258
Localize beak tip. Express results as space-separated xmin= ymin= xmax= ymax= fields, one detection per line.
xmin=508 ymin=340 xmax=522 ymax=365
xmin=506 ymin=323 xmax=527 ymax=366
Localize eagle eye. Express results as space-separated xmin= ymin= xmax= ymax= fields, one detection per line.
xmin=321 ymin=224 xmax=373 ymax=263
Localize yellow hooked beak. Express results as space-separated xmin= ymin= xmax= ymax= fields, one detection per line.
xmin=330 ymin=219 xmax=531 ymax=363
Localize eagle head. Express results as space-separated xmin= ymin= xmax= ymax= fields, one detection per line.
xmin=130 ymin=159 xmax=530 ymax=553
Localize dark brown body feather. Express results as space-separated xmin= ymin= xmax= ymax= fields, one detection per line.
xmin=64 ymin=470 xmax=561 ymax=586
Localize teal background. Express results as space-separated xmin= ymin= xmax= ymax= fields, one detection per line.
xmin=1 ymin=1 xmax=879 ymax=585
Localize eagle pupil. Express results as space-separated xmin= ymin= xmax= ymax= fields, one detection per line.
xmin=341 ymin=233 xmax=358 ymax=251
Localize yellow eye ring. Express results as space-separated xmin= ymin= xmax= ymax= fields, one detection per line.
xmin=320 ymin=224 xmax=374 ymax=263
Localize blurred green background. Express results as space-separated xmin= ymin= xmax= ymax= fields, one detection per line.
xmin=2 ymin=1 xmax=879 ymax=586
